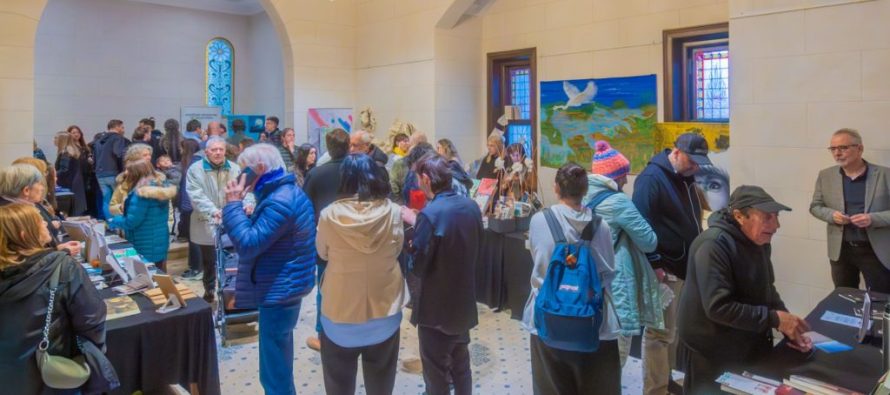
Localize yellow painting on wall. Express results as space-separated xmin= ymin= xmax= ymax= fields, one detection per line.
xmin=655 ymin=122 xmax=730 ymax=153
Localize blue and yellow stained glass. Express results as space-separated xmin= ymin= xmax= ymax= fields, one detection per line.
xmin=206 ymin=38 xmax=233 ymax=115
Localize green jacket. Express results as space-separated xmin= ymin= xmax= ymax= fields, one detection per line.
xmin=583 ymin=174 xmax=664 ymax=335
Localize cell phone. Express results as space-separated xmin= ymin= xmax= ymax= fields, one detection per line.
xmin=242 ymin=167 xmax=259 ymax=186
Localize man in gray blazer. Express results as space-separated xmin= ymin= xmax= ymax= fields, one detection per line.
xmin=810 ymin=128 xmax=890 ymax=293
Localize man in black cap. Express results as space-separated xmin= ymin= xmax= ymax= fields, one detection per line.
xmin=633 ymin=132 xmax=710 ymax=395
xmin=678 ymin=185 xmax=813 ymax=394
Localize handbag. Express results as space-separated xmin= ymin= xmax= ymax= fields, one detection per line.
xmin=35 ymin=261 xmax=91 ymax=389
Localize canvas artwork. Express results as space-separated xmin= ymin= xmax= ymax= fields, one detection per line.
xmin=540 ymin=75 xmax=657 ymax=172
xmin=656 ymin=122 xmax=731 ymax=211
xmin=308 ymin=108 xmax=353 ymax=156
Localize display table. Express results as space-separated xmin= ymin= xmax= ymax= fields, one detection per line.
xmin=747 ymin=287 xmax=884 ymax=393
xmin=475 ymin=229 xmax=533 ymax=319
xmin=102 ymin=288 xmax=221 ymax=395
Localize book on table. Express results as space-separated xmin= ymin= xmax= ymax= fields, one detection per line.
xmin=104 ymin=296 xmax=140 ymax=320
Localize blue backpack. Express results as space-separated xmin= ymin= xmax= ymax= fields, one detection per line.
xmin=534 ymin=208 xmax=604 ymax=352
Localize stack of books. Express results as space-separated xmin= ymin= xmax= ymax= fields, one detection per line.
xmin=716 ymin=372 xmax=800 ymax=395
xmin=782 ymin=375 xmax=864 ymax=395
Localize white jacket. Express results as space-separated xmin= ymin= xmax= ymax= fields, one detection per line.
xmin=316 ymin=197 xmax=406 ymax=324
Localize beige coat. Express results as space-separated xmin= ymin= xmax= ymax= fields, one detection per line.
xmin=316 ymin=197 xmax=405 ymax=324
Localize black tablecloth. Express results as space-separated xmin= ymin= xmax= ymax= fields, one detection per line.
xmin=102 ymin=288 xmax=221 ymax=395
xmin=475 ymin=229 xmax=534 ymax=320
xmin=747 ymin=287 xmax=884 ymax=393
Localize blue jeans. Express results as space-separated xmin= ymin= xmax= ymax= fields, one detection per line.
xmin=315 ymin=259 xmax=326 ymax=333
xmin=97 ymin=176 xmax=116 ymax=220
xmin=258 ymin=302 xmax=302 ymax=395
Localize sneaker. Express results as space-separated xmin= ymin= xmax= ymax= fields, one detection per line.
xmin=306 ymin=336 xmax=321 ymax=352
xmin=182 ymin=269 xmax=203 ymax=279
xmin=401 ymin=358 xmax=423 ymax=374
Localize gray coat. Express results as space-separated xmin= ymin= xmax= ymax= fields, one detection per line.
xmin=810 ymin=163 xmax=890 ymax=269
xmin=186 ymin=158 xmax=243 ymax=245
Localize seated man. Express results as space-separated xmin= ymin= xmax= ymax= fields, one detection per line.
xmin=678 ymin=185 xmax=813 ymax=394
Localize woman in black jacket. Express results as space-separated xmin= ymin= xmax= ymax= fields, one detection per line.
xmin=0 ymin=203 xmax=107 ymax=394
xmin=54 ymin=131 xmax=89 ymax=216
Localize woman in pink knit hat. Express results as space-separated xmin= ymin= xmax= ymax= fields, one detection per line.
xmin=584 ymin=140 xmax=665 ymax=371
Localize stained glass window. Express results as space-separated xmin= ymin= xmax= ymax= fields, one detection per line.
xmin=206 ymin=38 xmax=234 ymax=115
xmin=693 ymin=47 xmax=729 ymax=120
xmin=507 ymin=124 xmax=532 ymax=158
xmin=509 ymin=67 xmax=531 ymax=120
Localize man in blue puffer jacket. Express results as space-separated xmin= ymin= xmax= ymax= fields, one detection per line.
xmin=222 ymin=143 xmax=316 ymax=395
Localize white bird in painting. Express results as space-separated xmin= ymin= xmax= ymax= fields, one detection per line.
xmin=554 ymin=80 xmax=597 ymax=111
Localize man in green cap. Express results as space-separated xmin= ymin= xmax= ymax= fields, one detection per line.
xmin=677 ymin=185 xmax=813 ymax=394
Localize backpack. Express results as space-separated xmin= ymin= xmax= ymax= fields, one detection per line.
xmin=534 ymin=208 xmax=604 ymax=352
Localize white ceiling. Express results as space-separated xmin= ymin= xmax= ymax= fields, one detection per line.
xmin=126 ymin=0 xmax=265 ymax=16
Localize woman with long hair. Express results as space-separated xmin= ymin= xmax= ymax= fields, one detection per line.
xmin=109 ymin=160 xmax=176 ymax=270
xmin=316 ymin=153 xmax=404 ymax=395
xmin=0 ymin=203 xmax=107 ymax=395
xmin=294 ymin=143 xmax=317 ymax=187
xmin=54 ymin=131 xmax=89 ymax=216
xmin=474 ymin=131 xmax=508 ymax=180
xmin=277 ymin=127 xmax=298 ymax=173
xmin=67 ymin=125 xmax=98 ymax=217
xmin=160 ymin=118 xmax=183 ymax=164
xmin=437 ymin=138 xmax=473 ymax=196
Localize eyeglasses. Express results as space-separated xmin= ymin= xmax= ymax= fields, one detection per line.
xmin=827 ymin=144 xmax=859 ymax=153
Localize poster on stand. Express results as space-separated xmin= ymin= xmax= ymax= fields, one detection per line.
xmin=308 ymin=108 xmax=353 ymax=156
xmin=181 ymin=106 xmax=222 ymax=133
xmin=225 ymin=115 xmax=266 ymax=141
xmin=540 ymin=75 xmax=657 ymax=173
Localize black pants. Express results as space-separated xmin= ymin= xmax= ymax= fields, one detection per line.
xmin=529 ymin=335 xmax=620 ymax=395
xmin=320 ymin=330 xmax=399 ymax=395
xmin=198 ymin=244 xmax=218 ymax=301
xmin=830 ymin=242 xmax=890 ymax=293
xmin=418 ymin=326 xmax=472 ymax=395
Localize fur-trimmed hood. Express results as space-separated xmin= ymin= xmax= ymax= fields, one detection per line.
xmin=134 ymin=183 xmax=177 ymax=201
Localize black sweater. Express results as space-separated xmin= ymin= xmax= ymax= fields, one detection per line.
xmin=678 ymin=209 xmax=786 ymax=363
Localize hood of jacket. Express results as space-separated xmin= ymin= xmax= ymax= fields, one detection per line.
xmin=448 ymin=160 xmax=474 ymax=190
xmin=321 ymin=198 xmax=399 ymax=254
xmin=649 ymin=149 xmax=696 ymax=184
xmin=707 ymin=208 xmax=758 ymax=248
xmin=135 ymin=182 xmax=177 ymax=201
xmin=0 ymin=251 xmax=58 ymax=301
xmin=587 ymin=174 xmax=620 ymax=196
xmin=369 ymin=144 xmax=389 ymax=166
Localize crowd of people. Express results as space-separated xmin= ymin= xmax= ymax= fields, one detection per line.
xmin=0 ymin=118 xmax=887 ymax=395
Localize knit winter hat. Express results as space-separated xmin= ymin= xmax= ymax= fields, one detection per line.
xmin=591 ymin=140 xmax=630 ymax=180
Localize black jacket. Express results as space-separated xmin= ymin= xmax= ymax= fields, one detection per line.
xmin=632 ymin=150 xmax=703 ymax=279
xmin=56 ymin=152 xmax=88 ymax=216
xmin=368 ymin=144 xmax=389 ymax=168
xmin=303 ymin=157 xmax=344 ymax=223
xmin=678 ymin=209 xmax=786 ymax=364
xmin=0 ymin=251 xmax=107 ymax=395
xmin=93 ymin=132 xmax=129 ymax=178
xmin=410 ymin=190 xmax=483 ymax=334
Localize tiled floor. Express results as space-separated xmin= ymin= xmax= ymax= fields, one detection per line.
xmin=167 ymin=257 xmax=645 ymax=394
xmin=210 ymin=288 xmax=645 ymax=395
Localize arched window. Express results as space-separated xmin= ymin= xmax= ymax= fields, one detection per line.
xmin=206 ymin=38 xmax=234 ymax=115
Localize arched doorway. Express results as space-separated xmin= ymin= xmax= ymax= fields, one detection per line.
xmin=0 ymin=0 xmax=297 ymax=163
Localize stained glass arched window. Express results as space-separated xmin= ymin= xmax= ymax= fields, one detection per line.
xmin=206 ymin=38 xmax=234 ymax=115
